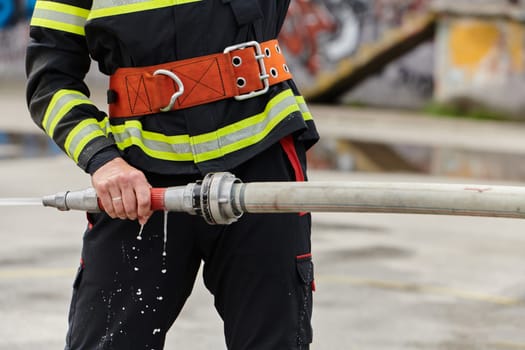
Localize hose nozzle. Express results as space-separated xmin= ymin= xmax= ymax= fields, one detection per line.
xmin=41 ymin=173 xmax=244 ymax=224
xmin=42 ymin=188 xmax=99 ymax=212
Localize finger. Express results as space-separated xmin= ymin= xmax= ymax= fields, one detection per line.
xmin=108 ymin=186 xmax=126 ymax=220
xmin=135 ymin=184 xmax=152 ymax=224
xmin=120 ymin=182 xmax=138 ymax=220
xmin=97 ymin=187 xmax=117 ymax=218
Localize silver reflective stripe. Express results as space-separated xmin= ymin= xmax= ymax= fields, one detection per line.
xmin=92 ymin=0 xmax=155 ymax=10
xmin=32 ymin=8 xmax=87 ymax=28
xmin=30 ymin=1 xmax=89 ymax=35
xmin=112 ymin=125 xmax=193 ymax=155
xmin=89 ymin=0 xmax=202 ymax=20
xmin=295 ymin=96 xmax=313 ymax=121
xmin=43 ymin=91 xmax=92 ymax=137
xmin=193 ymin=95 xmax=297 ymax=156
xmin=66 ymin=119 xmax=107 ymax=161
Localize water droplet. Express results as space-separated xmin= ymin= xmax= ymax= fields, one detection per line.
xmin=157 ymin=296 xmax=163 ymax=301
xmin=137 ymin=223 xmax=145 ymax=240
xmin=162 ymin=211 xmax=168 ymax=257
xmin=134 ymin=267 xmax=139 ymax=271
xmin=161 ymin=269 xmax=167 ymax=274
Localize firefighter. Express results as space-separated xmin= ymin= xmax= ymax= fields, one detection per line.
xmin=26 ymin=0 xmax=319 ymax=349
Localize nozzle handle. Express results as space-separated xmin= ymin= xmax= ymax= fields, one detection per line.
xmin=150 ymin=188 xmax=167 ymax=211
xmin=95 ymin=188 xmax=167 ymax=211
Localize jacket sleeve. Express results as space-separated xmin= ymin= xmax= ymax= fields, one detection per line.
xmin=26 ymin=0 xmax=117 ymax=172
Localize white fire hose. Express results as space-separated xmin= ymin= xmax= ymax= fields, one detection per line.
xmin=40 ymin=172 xmax=525 ymax=225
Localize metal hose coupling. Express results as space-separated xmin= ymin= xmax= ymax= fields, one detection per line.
xmin=190 ymin=172 xmax=243 ymax=225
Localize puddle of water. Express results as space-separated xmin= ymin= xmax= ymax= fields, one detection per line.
xmin=0 ymin=132 xmax=61 ymax=159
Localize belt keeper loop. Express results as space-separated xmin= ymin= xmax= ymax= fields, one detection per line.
xmin=107 ymin=89 xmax=118 ymax=104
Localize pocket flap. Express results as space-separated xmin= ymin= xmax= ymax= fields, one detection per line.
xmin=296 ymin=254 xmax=314 ymax=284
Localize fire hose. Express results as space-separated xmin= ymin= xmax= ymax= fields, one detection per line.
xmin=38 ymin=172 xmax=525 ymax=225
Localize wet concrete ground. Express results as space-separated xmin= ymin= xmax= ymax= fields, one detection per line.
xmin=1 ymin=156 xmax=525 ymax=349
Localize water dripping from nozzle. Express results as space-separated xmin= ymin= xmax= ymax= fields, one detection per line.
xmin=162 ymin=210 xmax=168 ymax=257
xmin=136 ymin=224 xmax=144 ymax=240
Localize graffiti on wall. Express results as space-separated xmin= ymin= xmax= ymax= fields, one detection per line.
xmin=279 ymin=0 xmax=434 ymax=104
xmin=281 ymin=0 xmax=428 ymax=73
xmin=343 ymin=41 xmax=435 ymax=109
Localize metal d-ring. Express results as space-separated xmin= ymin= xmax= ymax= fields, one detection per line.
xmin=153 ymin=69 xmax=185 ymax=112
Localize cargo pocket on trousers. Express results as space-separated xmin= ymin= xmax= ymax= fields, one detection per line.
xmin=296 ymin=253 xmax=314 ymax=346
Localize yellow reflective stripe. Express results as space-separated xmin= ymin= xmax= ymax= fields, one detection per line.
xmin=110 ymin=121 xmax=194 ymax=161
xmin=106 ymin=89 xmax=308 ymax=163
xmin=65 ymin=119 xmax=107 ymax=162
xmin=34 ymin=1 xmax=90 ymax=17
xmin=31 ymin=1 xmax=88 ymax=35
xmin=191 ymin=90 xmax=294 ymax=145
xmin=190 ymin=90 xmax=301 ymax=162
xmin=43 ymin=90 xmax=93 ymax=138
xmin=193 ymin=104 xmax=300 ymax=163
xmin=111 ymin=121 xmax=190 ymax=144
xmin=30 ymin=18 xmax=85 ymax=35
xmin=114 ymin=136 xmax=194 ymax=161
xmin=89 ymin=0 xmax=201 ymax=20
xmin=296 ymin=96 xmax=313 ymax=121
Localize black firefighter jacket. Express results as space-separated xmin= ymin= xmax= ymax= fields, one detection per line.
xmin=26 ymin=0 xmax=319 ymax=175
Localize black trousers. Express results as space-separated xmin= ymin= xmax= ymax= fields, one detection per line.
xmin=65 ymin=139 xmax=314 ymax=350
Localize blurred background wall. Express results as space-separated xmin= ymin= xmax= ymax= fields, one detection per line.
xmin=2 ymin=0 xmax=525 ymax=180
xmin=2 ymin=0 xmax=525 ymax=116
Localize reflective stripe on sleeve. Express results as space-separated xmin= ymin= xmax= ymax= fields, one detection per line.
xmin=89 ymin=0 xmax=201 ymax=20
xmin=42 ymin=90 xmax=93 ymax=138
xmin=30 ymin=1 xmax=89 ymax=36
xmin=65 ymin=119 xmax=109 ymax=162
xmin=106 ymin=89 xmax=311 ymax=164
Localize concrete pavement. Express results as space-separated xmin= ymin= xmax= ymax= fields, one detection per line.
xmin=1 ymin=156 xmax=525 ymax=349
xmin=2 ymin=79 xmax=525 ymax=348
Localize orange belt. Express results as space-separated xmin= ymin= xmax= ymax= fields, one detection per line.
xmin=108 ymin=40 xmax=293 ymax=118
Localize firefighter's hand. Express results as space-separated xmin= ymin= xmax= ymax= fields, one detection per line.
xmin=91 ymin=157 xmax=152 ymax=225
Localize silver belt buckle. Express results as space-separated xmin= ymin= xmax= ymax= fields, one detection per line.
xmin=224 ymin=41 xmax=270 ymax=100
